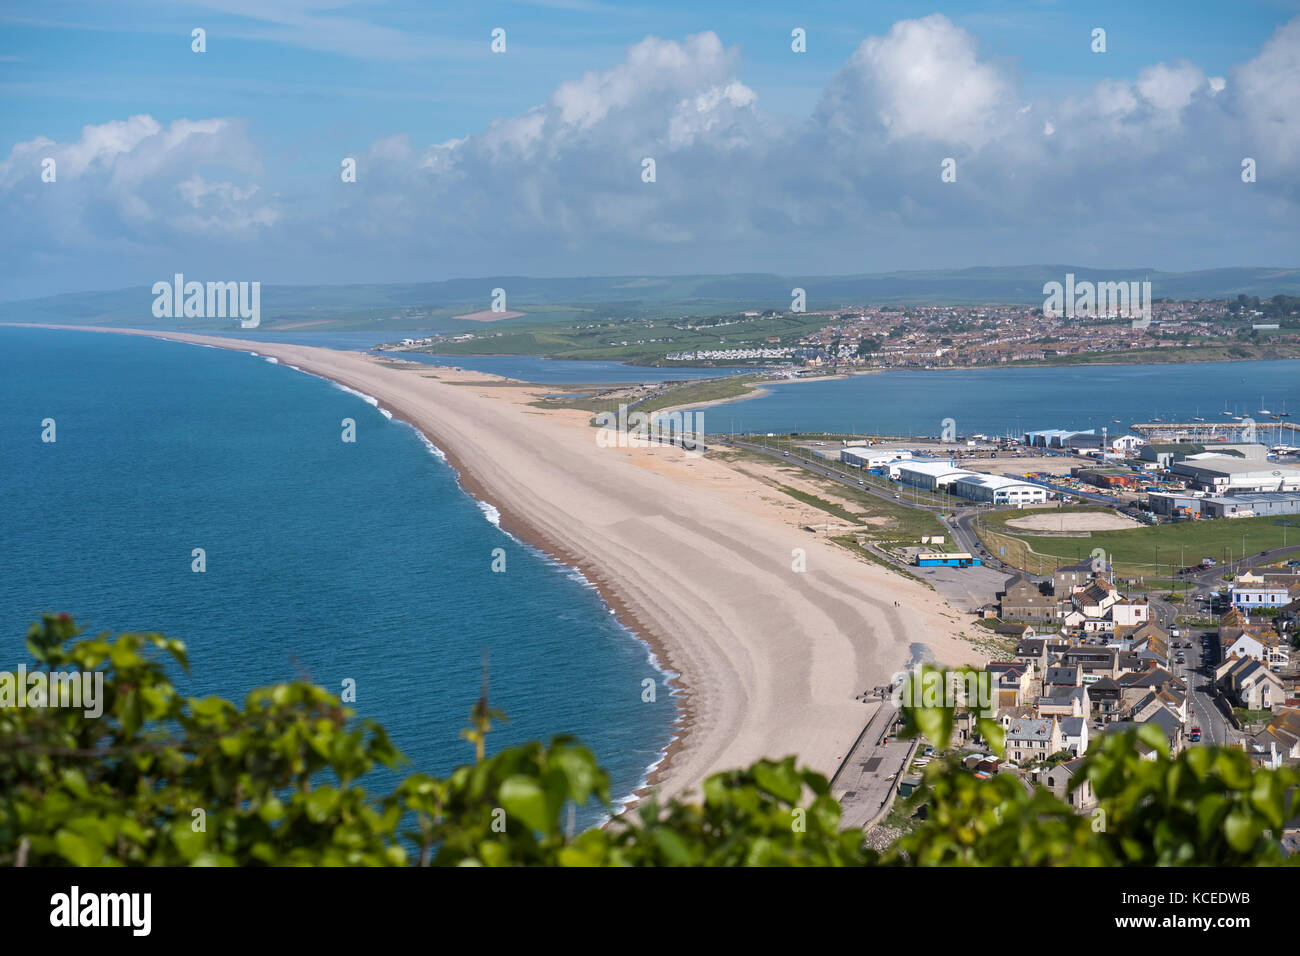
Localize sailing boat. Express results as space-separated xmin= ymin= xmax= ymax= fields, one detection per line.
xmin=1192 ymin=404 xmax=1205 ymax=422
xmin=1279 ymin=400 xmax=1290 ymax=418
xmin=1258 ymin=395 xmax=1271 ymax=417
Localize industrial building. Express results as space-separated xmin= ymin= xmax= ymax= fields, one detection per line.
xmin=1147 ymin=490 xmax=1300 ymax=519
xmin=1146 ymin=491 xmax=1207 ymax=518
xmin=1171 ymin=457 xmax=1300 ymax=494
xmin=890 ymin=459 xmax=972 ymax=490
xmin=1024 ymin=429 xmax=1098 ymax=449
xmin=840 ymin=447 xmax=912 ymax=469
xmin=1200 ymin=493 xmax=1300 ymax=519
xmin=952 ymin=473 xmax=1048 ymax=505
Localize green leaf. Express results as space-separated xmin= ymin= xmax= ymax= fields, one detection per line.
xmin=499 ymin=775 xmax=555 ymax=833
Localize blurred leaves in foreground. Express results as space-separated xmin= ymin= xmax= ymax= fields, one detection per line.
xmin=2 ymin=620 xmax=1297 ymax=866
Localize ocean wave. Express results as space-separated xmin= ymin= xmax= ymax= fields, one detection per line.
xmin=216 ymin=344 xmax=679 ymax=807
xmin=263 ymin=356 xmax=279 ymax=365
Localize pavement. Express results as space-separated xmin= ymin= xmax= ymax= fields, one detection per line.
xmin=832 ymin=700 xmax=917 ymax=830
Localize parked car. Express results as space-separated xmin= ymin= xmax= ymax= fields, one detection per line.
xmin=1190 ymin=726 xmax=1201 ymax=742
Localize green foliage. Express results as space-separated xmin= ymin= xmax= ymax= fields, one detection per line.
xmin=4 ymin=621 xmax=1298 ymax=866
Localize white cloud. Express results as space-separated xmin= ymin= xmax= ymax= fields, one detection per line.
xmin=3 ymin=15 xmax=1300 ymax=298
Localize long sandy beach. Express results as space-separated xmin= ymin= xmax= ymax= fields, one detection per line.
xmin=19 ymin=325 xmax=983 ymax=802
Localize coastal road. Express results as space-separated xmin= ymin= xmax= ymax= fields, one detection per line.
xmin=832 ymin=701 xmax=916 ymax=830
xmin=1178 ymin=544 xmax=1300 ymax=589
xmin=720 ymin=437 xmax=947 ymax=514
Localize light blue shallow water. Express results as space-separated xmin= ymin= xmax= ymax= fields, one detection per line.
xmin=0 ymin=327 xmax=677 ymax=818
xmin=712 ymin=361 xmax=1300 ymax=437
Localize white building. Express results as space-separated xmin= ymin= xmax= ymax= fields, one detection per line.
xmin=891 ymin=459 xmax=974 ymax=490
xmin=1172 ymin=457 xmax=1300 ymax=494
xmin=951 ymin=473 xmax=1047 ymax=505
xmin=841 ymin=447 xmax=912 ymax=469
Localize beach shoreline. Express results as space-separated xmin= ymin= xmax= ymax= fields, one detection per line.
xmin=8 ymin=323 xmax=986 ymax=806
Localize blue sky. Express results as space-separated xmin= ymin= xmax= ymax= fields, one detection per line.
xmin=2 ymin=0 xmax=1299 ymax=298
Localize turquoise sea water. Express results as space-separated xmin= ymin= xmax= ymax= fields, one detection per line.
xmin=709 ymin=360 xmax=1300 ymax=437
xmin=0 ymin=327 xmax=677 ymax=817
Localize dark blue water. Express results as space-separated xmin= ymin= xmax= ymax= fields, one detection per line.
xmin=718 ymin=361 xmax=1300 ymax=437
xmin=0 ymin=327 xmax=676 ymax=818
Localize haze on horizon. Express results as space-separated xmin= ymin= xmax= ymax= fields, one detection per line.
xmin=1 ymin=0 xmax=1298 ymax=301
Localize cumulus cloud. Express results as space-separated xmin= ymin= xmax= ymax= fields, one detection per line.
xmin=3 ymin=15 xmax=1300 ymax=298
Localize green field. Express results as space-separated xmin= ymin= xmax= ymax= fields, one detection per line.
xmin=416 ymin=312 xmax=836 ymax=365
xmin=977 ymin=506 xmax=1300 ymax=578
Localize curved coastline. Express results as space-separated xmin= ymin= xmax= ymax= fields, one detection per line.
xmin=7 ymin=323 xmax=983 ymax=810
xmin=194 ymin=337 xmax=687 ymax=810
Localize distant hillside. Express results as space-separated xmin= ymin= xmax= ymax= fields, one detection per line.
xmin=3 ymin=266 xmax=1299 ymax=332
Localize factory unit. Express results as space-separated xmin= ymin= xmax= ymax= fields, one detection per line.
xmin=951 ymin=473 xmax=1048 ymax=505
xmin=1146 ymin=490 xmax=1300 ymax=519
xmin=841 ymin=447 xmax=912 ymax=469
xmin=1200 ymin=493 xmax=1300 ymax=519
xmin=1146 ymin=491 xmax=1207 ymax=518
xmin=890 ymin=459 xmax=972 ymax=491
xmin=1171 ymin=457 xmax=1300 ymax=494
xmin=1024 ymin=428 xmax=1097 ymax=449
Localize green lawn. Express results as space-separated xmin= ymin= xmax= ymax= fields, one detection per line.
xmin=977 ymin=507 xmax=1300 ymax=577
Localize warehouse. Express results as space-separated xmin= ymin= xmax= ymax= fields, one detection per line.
xmin=1147 ymin=491 xmax=1207 ymax=518
xmin=1024 ymin=428 xmax=1096 ymax=449
xmin=952 ymin=473 xmax=1048 ymax=505
xmin=1200 ymin=493 xmax=1300 ymax=519
xmin=1171 ymin=457 xmax=1300 ymax=494
xmin=841 ymin=447 xmax=912 ymax=469
xmin=891 ymin=459 xmax=974 ymax=491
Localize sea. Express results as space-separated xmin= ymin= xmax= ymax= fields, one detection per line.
xmin=709 ymin=360 xmax=1300 ymax=438
xmin=0 ymin=326 xmax=678 ymax=822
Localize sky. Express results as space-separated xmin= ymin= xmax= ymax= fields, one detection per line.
xmin=1 ymin=0 xmax=1299 ymax=299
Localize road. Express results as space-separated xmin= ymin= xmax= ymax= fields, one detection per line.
xmin=1178 ymin=544 xmax=1300 ymax=589
xmin=1175 ymin=631 xmax=1236 ymax=748
xmin=832 ymin=701 xmax=917 ymax=830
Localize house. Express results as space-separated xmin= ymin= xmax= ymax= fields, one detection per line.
xmin=1043 ymin=664 xmax=1082 ymax=688
xmin=1053 ymin=560 xmax=1099 ymax=596
xmin=1042 ymin=756 xmax=1096 ymax=811
xmin=1087 ymin=676 xmax=1124 ymax=720
xmin=1221 ymin=658 xmax=1287 ymax=710
xmin=1014 ymin=638 xmax=1051 ymax=677
xmin=1243 ymin=709 xmax=1300 ymax=767
xmin=986 ymin=662 xmax=1033 ymax=709
xmin=1221 ymin=628 xmax=1290 ymax=667
xmin=1006 ymin=717 xmax=1063 ymax=764
xmin=1110 ymin=598 xmax=1151 ymax=628
xmin=1060 ymin=716 xmax=1089 ymax=756
xmin=1038 ymin=685 xmax=1090 ymax=719
xmin=1230 ymin=581 xmax=1291 ymax=611
xmin=1000 ymin=575 xmax=1058 ymax=622
xmin=1061 ymin=646 xmax=1120 ymax=681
